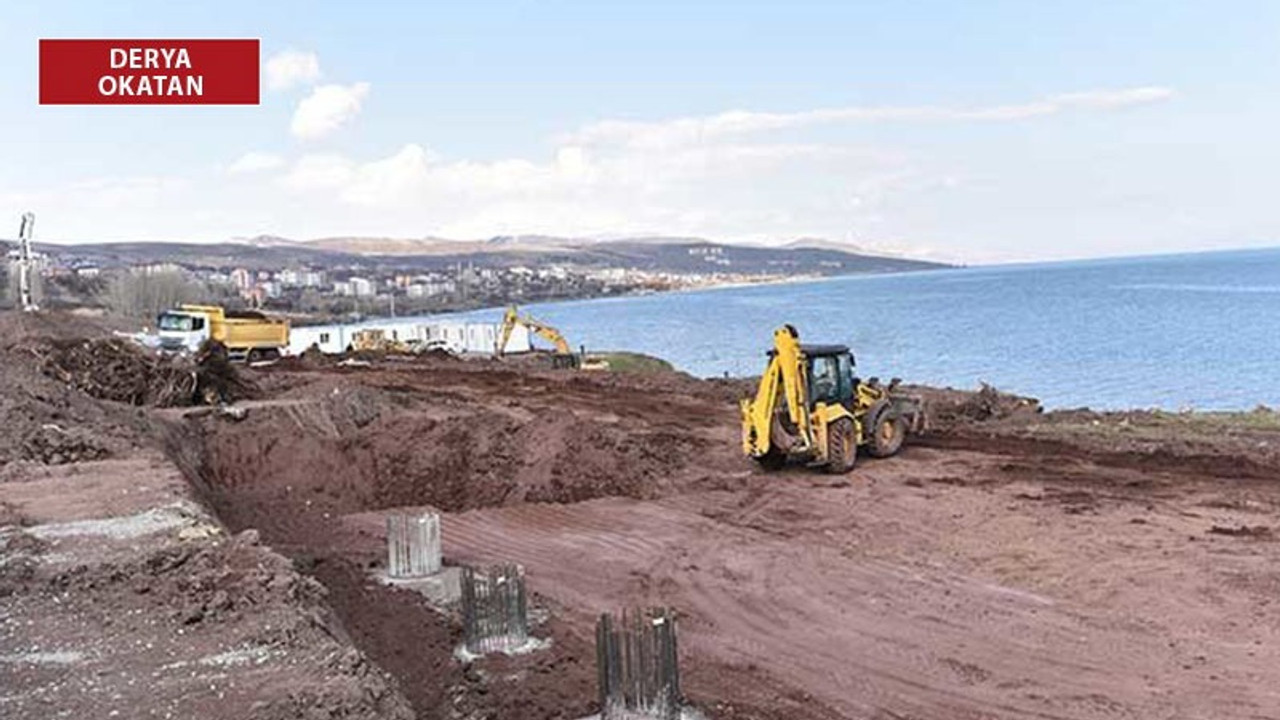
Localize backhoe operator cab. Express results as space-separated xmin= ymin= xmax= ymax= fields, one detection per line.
xmin=741 ymin=325 xmax=923 ymax=473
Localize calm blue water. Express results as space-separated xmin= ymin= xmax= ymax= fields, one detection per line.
xmin=428 ymin=247 xmax=1280 ymax=411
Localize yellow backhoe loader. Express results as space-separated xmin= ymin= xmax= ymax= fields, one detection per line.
xmin=351 ymin=328 xmax=410 ymax=354
xmin=495 ymin=305 xmax=580 ymax=368
xmin=741 ymin=325 xmax=923 ymax=473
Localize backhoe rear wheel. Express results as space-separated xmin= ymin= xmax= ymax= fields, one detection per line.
xmin=826 ymin=418 xmax=857 ymax=473
xmin=866 ymin=401 xmax=906 ymax=458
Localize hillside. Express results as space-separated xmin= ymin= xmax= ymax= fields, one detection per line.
xmin=34 ymin=235 xmax=950 ymax=276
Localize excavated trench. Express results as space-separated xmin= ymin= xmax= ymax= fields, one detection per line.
xmin=160 ymin=373 xmax=736 ymax=719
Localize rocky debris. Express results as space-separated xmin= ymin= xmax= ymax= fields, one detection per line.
xmin=0 ymin=530 xmax=47 ymax=596
xmin=1207 ymin=524 xmax=1274 ymax=539
xmin=45 ymin=529 xmax=328 ymax=626
xmin=18 ymin=423 xmax=112 ymax=465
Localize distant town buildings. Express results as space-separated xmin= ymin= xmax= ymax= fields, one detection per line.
xmin=230 ymin=267 xmax=253 ymax=291
xmin=133 ymin=262 xmax=183 ymax=276
xmin=17 ymin=239 xmax=849 ymax=320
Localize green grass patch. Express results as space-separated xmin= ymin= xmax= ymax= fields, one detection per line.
xmin=587 ymin=352 xmax=674 ymax=373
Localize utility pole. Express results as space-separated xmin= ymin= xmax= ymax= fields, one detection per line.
xmin=17 ymin=212 xmax=37 ymax=312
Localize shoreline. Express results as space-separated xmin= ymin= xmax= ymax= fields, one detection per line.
xmin=288 ymin=266 xmax=957 ymax=328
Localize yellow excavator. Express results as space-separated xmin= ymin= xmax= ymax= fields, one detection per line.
xmin=741 ymin=325 xmax=923 ymax=473
xmin=495 ymin=305 xmax=580 ymax=369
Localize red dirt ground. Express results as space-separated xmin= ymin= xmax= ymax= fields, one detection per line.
xmin=187 ymin=356 xmax=1280 ymax=719
xmin=7 ymin=312 xmax=1280 ymax=719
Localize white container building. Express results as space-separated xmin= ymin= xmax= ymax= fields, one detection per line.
xmin=287 ymin=319 xmax=532 ymax=356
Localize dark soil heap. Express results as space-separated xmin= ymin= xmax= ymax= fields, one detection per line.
xmin=32 ymin=338 xmax=256 ymax=407
xmin=0 ymin=313 xmax=149 ymax=466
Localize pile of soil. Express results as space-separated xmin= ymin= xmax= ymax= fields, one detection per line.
xmin=915 ymin=383 xmax=1043 ymax=429
xmin=0 ymin=314 xmax=151 ymax=467
xmin=32 ymin=338 xmax=256 ymax=408
xmin=186 ymin=361 xmax=737 ymax=530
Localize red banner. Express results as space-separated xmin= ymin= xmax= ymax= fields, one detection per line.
xmin=39 ymin=39 xmax=260 ymax=105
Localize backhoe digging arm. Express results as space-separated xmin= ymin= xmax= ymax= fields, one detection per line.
xmin=741 ymin=325 xmax=814 ymax=456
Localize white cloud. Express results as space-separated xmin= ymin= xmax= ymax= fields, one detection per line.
xmin=280 ymin=154 xmax=355 ymax=191
xmin=567 ymin=87 xmax=1176 ymax=148
xmin=24 ymin=85 xmax=1196 ymax=260
xmin=341 ymin=143 xmax=434 ymax=205
xmin=227 ymin=151 xmax=285 ymax=175
xmin=1050 ymin=86 xmax=1175 ymax=109
xmin=290 ymin=82 xmax=370 ymax=140
xmin=261 ymin=86 xmax=1181 ymax=254
xmin=274 ymin=132 xmax=899 ymax=244
xmin=264 ymin=50 xmax=321 ymax=91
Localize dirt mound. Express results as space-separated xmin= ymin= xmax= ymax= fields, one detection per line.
xmin=0 ymin=310 xmax=132 ymax=349
xmin=0 ymin=316 xmax=152 ymax=467
xmin=194 ymin=383 xmax=719 ymax=530
xmin=916 ymin=383 xmax=1042 ymax=430
xmin=418 ymin=347 xmax=459 ymax=361
xmin=32 ymin=338 xmax=256 ymax=407
xmin=300 ymin=342 xmax=336 ymax=367
xmin=368 ymin=410 xmax=700 ymax=510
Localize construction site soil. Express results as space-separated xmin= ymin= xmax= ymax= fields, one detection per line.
xmin=4 ymin=311 xmax=1280 ymax=719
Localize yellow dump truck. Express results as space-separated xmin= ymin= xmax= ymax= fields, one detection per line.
xmin=156 ymin=304 xmax=289 ymax=362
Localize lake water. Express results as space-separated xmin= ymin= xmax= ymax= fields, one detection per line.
xmin=428 ymin=247 xmax=1280 ymax=411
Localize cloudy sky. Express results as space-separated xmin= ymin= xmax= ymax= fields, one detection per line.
xmin=4 ymin=1 xmax=1279 ymax=262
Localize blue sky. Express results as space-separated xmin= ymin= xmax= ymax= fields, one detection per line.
xmin=3 ymin=0 xmax=1279 ymax=262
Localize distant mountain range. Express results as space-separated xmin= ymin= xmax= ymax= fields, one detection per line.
xmin=33 ymin=234 xmax=952 ymax=276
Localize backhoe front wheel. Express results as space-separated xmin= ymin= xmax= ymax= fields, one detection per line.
xmin=866 ymin=401 xmax=906 ymax=458
xmin=826 ymin=418 xmax=857 ymax=473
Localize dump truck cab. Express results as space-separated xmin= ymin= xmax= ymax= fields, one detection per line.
xmin=156 ymin=308 xmax=212 ymax=354
xmin=742 ymin=325 xmax=923 ymax=473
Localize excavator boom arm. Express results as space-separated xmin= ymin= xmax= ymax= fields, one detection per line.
xmin=495 ymin=305 xmax=573 ymax=357
xmin=495 ymin=306 xmax=518 ymax=356
xmin=742 ymin=326 xmax=815 ymax=456
xmin=529 ymin=325 xmax=571 ymax=354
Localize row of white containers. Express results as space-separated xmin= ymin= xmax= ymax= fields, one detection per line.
xmin=288 ymin=320 xmax=533 ymax=356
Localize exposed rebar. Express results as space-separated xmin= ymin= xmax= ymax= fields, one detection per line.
xmin=460 ymin=564 xmax=529 ymax=654
xmin=596 ymin=608 xmax=681 ymax=720
xmin=385 ymin=513 xmax=442 ymax=578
